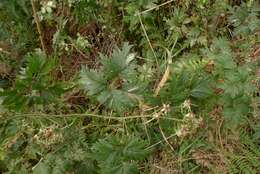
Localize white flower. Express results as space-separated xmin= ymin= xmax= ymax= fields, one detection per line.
xmin=183 ymin=99 xmax=191 ymax=110
xmin=40 ymin=0 xmax=57 ymax=17
xmin=65 ymin=44 xmax=69 ymax=51
xmin=46 ymin=6 xmax=52 ymax=13
xmin=75 ymin=34 xmax=89 ymax=49
xmin=47 ymin=1 xmax=56 ymax=8
xmin=176 ymin=126 xmax=189 ymax=137
xmin=184 ymin=112 xmax=195 ymax=119
xmin=176 ymin=129 xmax=183 ymax=137
xmin=41 ymin=7 xmax=46 ymax=14
xmin=126 ymin=53 xmax=136 ymax=64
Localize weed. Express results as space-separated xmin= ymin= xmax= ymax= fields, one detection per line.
xmin=0 ymin=0 xmax=259 ymax=173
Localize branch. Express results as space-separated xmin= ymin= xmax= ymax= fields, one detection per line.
xmin=31 ymin=0 xmax=46 ymax=54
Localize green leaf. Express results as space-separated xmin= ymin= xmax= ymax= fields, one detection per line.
xmin=108 ymin=90 xmax=137 ymax=112
xmin=79 ymin=68 xmax=106 ymax=96
xmin=1 ymin=51 xmax=63 ymax=111
xmin=101 ymin=43 xmax=133 ymax=79
xmin=33 ymin=162 xmax=51 ymax=174
xmin=91 ymin=135 xmax=150 ymax=174
xmin=190 ymin=80 xmax=213 ymax=99
xmin=100 ymin=162 xmax=139 ymax=174
xmin=79 ymin=43 xmax=143 ymax=113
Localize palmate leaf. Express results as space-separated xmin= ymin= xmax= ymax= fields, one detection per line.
xmin=27 ymin=126 xmax=97 ymax=174
xmin=91 ymin=135 xmax=150 ymax=174
xmin=100 ymin=162 xmax=139 ymax=174
xmin=228 ymin=2 xmax=260 ymax=35
xmin=205 ymin=37 xmax=256 ymax=128
xmin=79 ymin=43 xmax=142 ymax=113
xmin=33 ymin=162 xmax=50 ymax=174
xmin=190 ymin=79 xmax=213 ymax=99
xmin=104 ymin=90 xmax=137 ymax=112
xmin=160 ymin=57 xmax=213 ymax=106
xmin=123 ymin=0 xmax=158 ymax=31
xmin=0 ymin=50 xmax=64 ymax=111
xmin=79 ymin=68 xmax=106 ymax=96
xmin=100 ymin=43 xmax=133 ymax=79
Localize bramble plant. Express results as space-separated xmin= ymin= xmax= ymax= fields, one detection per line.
xmin=0 ymin=0 xmax=259 ymax=173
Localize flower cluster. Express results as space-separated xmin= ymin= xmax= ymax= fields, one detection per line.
xmin=33 ymin=126 xmax=64 ymax=147
xmin=74 ymin=33 xmax=90 ymax=50
xmin=176 ymin=100 xmax=204 ymax=138
xmin=39 ymin=1 xmax=57 ymax=21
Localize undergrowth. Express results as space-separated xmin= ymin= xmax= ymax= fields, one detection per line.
xmin=0 ymin=0 xmax=259 ymax=173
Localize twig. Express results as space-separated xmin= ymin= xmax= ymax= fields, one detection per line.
xmin=32 ymin=157 xmax=43 ymax=171
xmin=154 ymin=48 xmax=172 ymax=96
xmin=69 ymin=44 xmax=89 ymax=60
xmin=140 ymin=105 xmax=151 ymax=143
xmin=138 ymin=14 xmax=158 ymax=66
xmin=1 ymin=112 xmax=183 ymax=121
xmin=153 ymin=165 xmax=178 ymax=173
xmin=0 ymin=48 xmax=11 ymax=55
xmin=218 ymin=119 xmax=224 ymax=149
xmin=142 ymin=117 xmax=151 ymax=143
xmin=31 ymin=0 xmax=46 ymax=54
xmin=159 ymin=124 xmax=175 ymax=151
xmin=154 ymin=64 xmax=171 ymax=96
xmin=136 ymin=0 xmax=175 ymax=16
xmin=147 ymin=133 xmax=176 ymax=149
